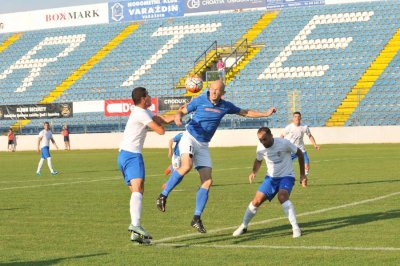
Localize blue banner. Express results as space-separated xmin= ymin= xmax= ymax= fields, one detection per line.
xmin=185 ymin=0 xmax=265 ymax=14
xmin=265 ymin=0 xmax=324 ymax=10
xmin=109 ymin=0 xmax=184 ymax=23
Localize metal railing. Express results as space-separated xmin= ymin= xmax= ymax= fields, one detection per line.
xmin=193 ymin=41 xmax=218 ymax=77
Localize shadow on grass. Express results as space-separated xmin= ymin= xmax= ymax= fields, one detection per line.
xmin=1 ymin=253 xmax=108 ymax=266
xmin=165 ymin=209 xmax=400 ymax=246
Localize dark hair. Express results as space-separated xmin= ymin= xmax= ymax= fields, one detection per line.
xmin=132 ymin=87 xmax=148 ymax=105
xmin=257 ymin=127 xmax=271 ymax=135
xmin=44 ymin=122 xmax=50 ymax=126
xmin=293 ymin=111 xmax=301 ymax=116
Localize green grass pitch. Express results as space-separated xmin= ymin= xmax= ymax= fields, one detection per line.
xmin=1 ymin=144 xmax=399 ymax=265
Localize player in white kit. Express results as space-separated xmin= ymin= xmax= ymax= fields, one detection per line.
xmin=36 ymin=122 xmax=59 ymax=175
xmin=281 ymin=112 xmax=320 ymax=187
xmin=233 ymin=127 xmax=306 ymax=238
xmin=117 ymin=87 xmax=174 ymax=244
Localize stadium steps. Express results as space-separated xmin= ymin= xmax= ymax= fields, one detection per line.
xmin=233 ymin=12 xmax=278 ymax=47
xmin=326 ymin=28 xmax=400 ymax=127
xmin=0 ymin=33 xmax=23 ymax=53
xmin=224 ymin=12 xmax=277 ymax=84
xmin=9 ymin=23 xmax=141 ymax=132
xmin=179 ymin=12 xmax=277 ymax=97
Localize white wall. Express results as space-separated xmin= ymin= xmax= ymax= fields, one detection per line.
xmin=2 ymin=125 xmax=400 ymax=152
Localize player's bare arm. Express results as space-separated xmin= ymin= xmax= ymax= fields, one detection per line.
xmin=296 ymin=148 xmax=307 ymax=187
xmin=153 ymin=114 xmax=175 ymax=126
xmin=51 ymin=138 xmax=59 ymax=150
xmin=249 ymin=159 xmax=262 ymax=184
xmin=37 ymin=137 xmax=42 ymax=153
xmin=174 ymin=105 xmax=188 ymax=127
xmin=147 ymin=121 xmax=165 ymax=135
xmin=168 ymin=138 xmax=174 ymax=159
xmin=238 ymin=107 xmax=277 ymax=118
xmin=309 ymin=134 xmax=320 ymax=150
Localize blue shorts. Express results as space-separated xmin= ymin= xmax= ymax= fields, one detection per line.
xmin=118 ymin=150 xmax=145 ymax=186
xmin=258 ymin=176 xmax=295 ymax=201
xmin=291 ymin=151 xmax=310 ymax=164
xmin=41 ymin=146 xmax=51 ymax=159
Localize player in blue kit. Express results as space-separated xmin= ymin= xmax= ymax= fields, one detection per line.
xmin=233 ymin=127 xmax=306 ymax=238
xmin=163 ymin=132 xmax=183 ymax=176
xmin=156 ymin=80 xmax=277 ymax=233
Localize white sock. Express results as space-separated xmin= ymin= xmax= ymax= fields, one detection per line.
xmin=130 ymin=192 xmax=143 ymax=226
xmin=47 ymin=157 xmax=54 ymax=172
xmin=282 ymin=200 xmax=299 ymax=230
xmin=243 ymin=202 xmax=258 ymax=227
xmin=37 ymin=158 xmax=44 ymax=173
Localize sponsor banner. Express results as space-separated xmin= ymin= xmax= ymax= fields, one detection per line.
xmin=0 ymin=103 xmax=73 ymax=120
xmin=184 ymin=0 xmax=265 ymax=14
xmin=104 ymin=98 xmax=158 ymax=116
xmin=158 ymin=96 xmax=191 ymax=111
xmin=109 ymin=0 xmax=184 ymax=23
xmin=0 ymin=3 xmax=108 ymax=34
xmin=265 ymin=0 xmax=325 ymax=10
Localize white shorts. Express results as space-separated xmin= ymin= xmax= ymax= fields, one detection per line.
xmin=178 ymin=131 xmax=212 ymax=168
xmin=171 ymin=154 xmax=181 ymax=170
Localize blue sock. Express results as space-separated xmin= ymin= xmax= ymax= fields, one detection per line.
xmin=194 ymin=187 xmax=209 ymax=216
xmin=162 ymin=171 xmax=183 ymax=196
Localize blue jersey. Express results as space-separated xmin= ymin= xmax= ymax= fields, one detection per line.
xmin=172 ymin=133 xmax=183 ymax=156
xmin=186 ymin=92 xmax=241 ymax=142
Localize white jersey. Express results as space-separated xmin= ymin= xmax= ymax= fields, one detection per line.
xmin=256 ymin=138 xmax=298 ymax=178
xmin=38 ymin=130 xmax=53 ymax=148
xmin=119 ymin=106 xmax=154 ymax=153
xmin=282 ymin=123 xmax=311 ymax=152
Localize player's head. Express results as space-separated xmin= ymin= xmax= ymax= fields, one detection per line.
xmin=44 ymin=121 xmax=50 ymax=130
xmin=257 ymin=127 xmax=274 ymax=148
xmin=209 ymin=80 xmax=225 ymax=103
xmin=293 ymin=111 xmax=301 ymax=125
xmin=132 ymin=87 xmax=151 ymax=108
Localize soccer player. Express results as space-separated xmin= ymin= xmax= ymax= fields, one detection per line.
xmin=7 ymin=128 xmax=15 ymax=152
xmin=233 ymin=127 xmax=306 ymax=238
xmin=281 ymin=111 xmax=320 ymax=187
xmin=156 ymin=80 xmax=277 ymax=233
xmin=118 ymin=87 xmax=174 ymax=244
xmin=163 ymin=132 xmax=183 ymax=176
xmin=61 ymin=125 xmax=70 ymax=150
xmin=36 ymin=122 xmax=59 ymax=175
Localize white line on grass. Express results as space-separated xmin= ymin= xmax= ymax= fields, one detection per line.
xmin=153 ymin=191 xmax=400 ymax=244
xmin=155 ymin=243 xmax=400 ymax=251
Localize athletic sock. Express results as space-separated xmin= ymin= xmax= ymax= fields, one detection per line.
xmin=130 ymin=192 xmax=142 ymax=226
xmin=47 ymin=157 xmax=54 ymax=172
xmin=161 ymin=171 xmax=183 ymax=197
xmin=282 ymin=200 xmax=299 ymax=229
xmin=243 ymin=202 xmax=258 ymax=227
xmin=37 ymin=158 xmax=44 ymax=173
xmin=194 ymin=187 xmax=209 ymax=216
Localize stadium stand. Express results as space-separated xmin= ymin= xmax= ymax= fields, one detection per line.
xmin=0 ymin=1 xmax=399 ymax=134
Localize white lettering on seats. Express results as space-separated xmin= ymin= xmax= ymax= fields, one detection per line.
xmin=0 ymin=34 xmax=86 ymax=92
xmin=258 ymin=11 xmax=374 ymax=80
xmin=122 ymin=23 xmax=221 ymax=86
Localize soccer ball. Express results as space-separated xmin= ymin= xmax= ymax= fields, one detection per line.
xmin=185 ymin=75 xmax=203 ymax=93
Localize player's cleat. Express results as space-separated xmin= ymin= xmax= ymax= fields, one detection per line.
xmin=36 ymin=172 xmax=41 ymax=176
xmin=51 ymin=171 xmax=58 ymax=175
xmin=300 ymin=176 xmax=308 ymax=188
xmin=156 ymin=194 xmax=167 ymax=212
xmin=232 ymin=224 xmax=248 ymax=237
xmin=191 ymin=218 xmax=207 ymax=233
xmin=293 ymin=227 xmax=301 ymax=238
xmin=130 ymin=232 xmax=151 ymax=245
xmin=128 ymin=224 xmax=153 ymax=239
